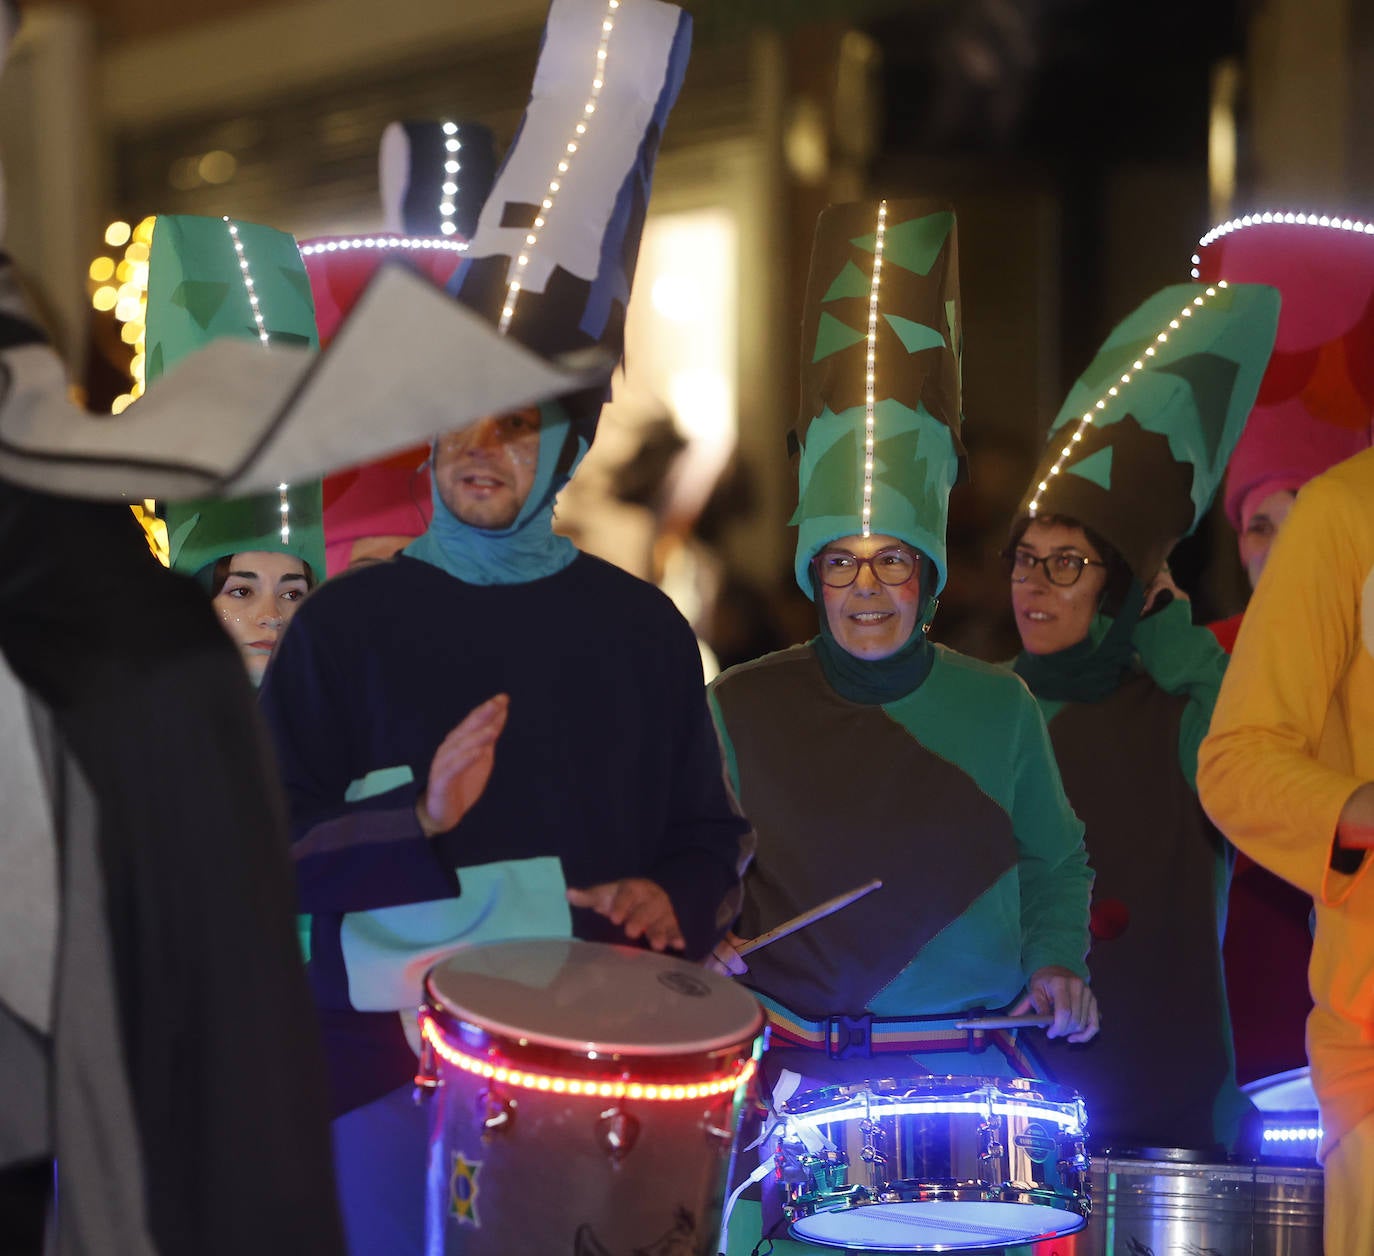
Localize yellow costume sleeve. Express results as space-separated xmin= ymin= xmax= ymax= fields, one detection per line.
xmin=1198 ymin=464 xmax=1374 ymax=905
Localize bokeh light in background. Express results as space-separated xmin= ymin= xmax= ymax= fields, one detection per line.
xmin=88 ymin=214 xmax=154 ymax=414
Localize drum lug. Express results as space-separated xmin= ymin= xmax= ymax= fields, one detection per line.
xmin=412 ymin=1032 xmax=441 ymax=1104
xmin=476 ymin=1087 xmax=517 ymax=1136
xmin=596 ymin=1107 xmax=641 ymax=1163
xmin=859 ymin=1117 xmax=887 ymax=1172
xmin=979 ymin=1118 xmax=1006 ymax=1183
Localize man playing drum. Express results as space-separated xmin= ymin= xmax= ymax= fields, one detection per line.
xmin=259 ymin=2 xmax=750 ymax=1251
xmin=708 ymin=200 xmax=1097 ymax=1254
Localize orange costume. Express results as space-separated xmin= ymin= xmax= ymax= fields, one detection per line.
xmin=1199 ymin=446 xmax=1374 ymax=1251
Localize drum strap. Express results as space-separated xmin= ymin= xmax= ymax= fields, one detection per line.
xmin=756 ymin=995 xmax=1039 ymax=1078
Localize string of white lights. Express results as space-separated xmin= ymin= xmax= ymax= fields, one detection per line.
xmin=439 ymin=120 xmax=463 ymax=235
xmin=1026 ymin=281 xmax=1230 ymax=517
xmin=225 ymin=216 xmax=295 ymax=543
xmin=1192 ymin=210 xmax=1374 ymax=277
xmin=861 ymin=200 xmax=887 ymax=538
xmin=224 ymin=217 xmax=269 ymax=347
xmin=498 ymin=0 xmax=622 ymax=336
xmin=298 ymin=236 xmax=468 ymax=257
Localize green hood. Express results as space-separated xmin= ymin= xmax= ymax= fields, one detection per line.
xmin=790 ymin=200 xmax=965 ymax=595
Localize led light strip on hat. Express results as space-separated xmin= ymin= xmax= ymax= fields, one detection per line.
xmin=420 ymin=1014 xmax=756 ymax=1102
xmin=1192 ymin=210 xmax=1374 ymax=277
xmin=225 ymin=216 xmax=295 ymax=543
xmin=861 ymin=200 xmax=887 ymax=538
xmin=297 ymin=236 xmax=468 ymax=257
xmin=439 ymin=120 xmax=462 ymax=235
xmin=498 ymin=0 xmax=622 ymax=336
xmin=1027 ymin=281 xmax=1231 ymax=517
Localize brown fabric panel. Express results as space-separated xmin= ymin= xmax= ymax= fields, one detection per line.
xmin=713 ymin=646 xmax=1016 ymax=1019
xmin=796 ymin=201 xmax=963 ymax=452
xmin=1033 ymin=673 xmax=1236 ymax=1150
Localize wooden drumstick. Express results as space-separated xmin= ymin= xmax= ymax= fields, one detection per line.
xmin=735 ymin=878 xmax=883 ymax=956
xmin=954 ymin=1013 xmax=1055 ymax=1030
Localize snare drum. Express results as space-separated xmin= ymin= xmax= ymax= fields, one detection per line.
xmin=780 ymin=1075 xmax=1090 ymax=1251
xmin=418 ymin=938 xmax=765 ymax=1255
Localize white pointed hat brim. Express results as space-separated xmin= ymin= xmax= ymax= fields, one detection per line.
xmin=0 ymin=263 xmax=612 ymax=502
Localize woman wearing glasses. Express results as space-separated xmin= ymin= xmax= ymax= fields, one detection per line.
xmin=1003 ymin=280 xmax=1280 ymax=1155
xmin=709 ymin=202 xmax=1100 ymax=1253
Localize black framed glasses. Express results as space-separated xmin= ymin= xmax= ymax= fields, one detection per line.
xmin=1002 ymin=547 xmax=1106 ymax=587
xmin=813 ymin=546 xmax=921 ymax=589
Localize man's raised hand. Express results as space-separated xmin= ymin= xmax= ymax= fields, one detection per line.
xmin=416 ymin=694 xmax=509 ymax=837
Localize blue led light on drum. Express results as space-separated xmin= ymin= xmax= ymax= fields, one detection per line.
xmin=787 ymin=1095 xmax=1088 ymax=1132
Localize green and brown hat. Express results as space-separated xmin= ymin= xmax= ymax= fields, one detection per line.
xmin=790 ymin=199 xmax=965 ymax=596
xmin=145 ymin=214 xmax=325 ymax=581
xmin=1016 ymin=280 xmax=1280 ymax=581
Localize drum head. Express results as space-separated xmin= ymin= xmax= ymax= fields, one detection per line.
xmin=424 ymin=938 xmax=763 ymax=1054
xmin=791 ymin=1200 xmax=1087 ymax=1251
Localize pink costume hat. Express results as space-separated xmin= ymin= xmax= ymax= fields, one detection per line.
xmin=1194 ymin=212 xmax=1374 ymax=530
xmin=301 ymin=121 xmax=498 ymax=575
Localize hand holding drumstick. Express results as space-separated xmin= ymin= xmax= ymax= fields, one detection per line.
xmin=706 ymin=878 xmax=883 ymax=976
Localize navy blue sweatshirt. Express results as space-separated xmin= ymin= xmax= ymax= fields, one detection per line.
xmin=259 ymin=553 xmax=747 ymax=1114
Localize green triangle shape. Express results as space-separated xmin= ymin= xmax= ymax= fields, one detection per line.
xmin=265 ymin=329 xmax=314 ymax=349
xmin=822 ymin=260 xmax=873 ymax=303
xmin=279 ymin=265 xmax=315 ymax=314
xmin=811 ymin=310 xmax=868 ymax=362
xmin=1151 ymin=351 xmax=1241 ymax=472
xmin=1066 ymin=445 xmax=1114 ymax=491
xmin=170 ymin=280 xmax=231 ymax=331
xmin=883 ymin=313 xmax=946 ymax=355
xmin=793 ymin=429 xmax=860 ymax=522
xmin=852 ymin=211 xmax=953 ymax=276
xmin=146 ymin=340 xmax=165 ymax=383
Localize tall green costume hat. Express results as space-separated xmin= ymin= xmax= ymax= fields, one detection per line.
xmin=145 ymin=215 xmax=325 ymax=581
xmin=790 ymin=198 xmax=965 ymax=597
xmin=1016 ymin=280 xmax=1280 ymax=581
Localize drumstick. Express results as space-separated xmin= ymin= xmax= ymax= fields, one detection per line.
xmin=735 ymin=878 xmax=883 ymax=956
xmin=954 ymin=1013 xmax=1054 ymax=1030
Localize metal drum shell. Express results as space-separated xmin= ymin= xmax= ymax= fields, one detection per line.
xmin=1078 ymin=1155 xmax=1323 ymax=1256
xmin=781 ymin=1076 xmax=1090 ymax=1251
xmin=419 ymin=939 xmax=765 ymax=1256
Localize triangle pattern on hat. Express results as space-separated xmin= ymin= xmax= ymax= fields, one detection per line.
xmin=792 ymin=426 xmax=860 ymax=523
xmin=1065 ymin=445 xmax=1114 ymax=491
xmin=883 ymin=313 xmax=946 ymax=355
xmin=812 ymin=310 xmax=869 ymax=363
xmin=171 ymin=280 xmax=231 ymax=331
xmin=823 ymin=261 xmax=873 ymax=303
xmin=851 ymin=211 xmax=954 ymax=276
xmin=1151 ymin=351 xmax=1241 ymax=472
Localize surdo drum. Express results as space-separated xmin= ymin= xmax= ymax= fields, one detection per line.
xmin=417 ymin=939 xmax=765 ymax=1255
xmin=779 ymin=1075 xmax=1091 ymax=1251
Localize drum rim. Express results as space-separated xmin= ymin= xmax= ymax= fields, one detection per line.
xmin=422 ymin=998 xmax=763 ymax=1082
xmin=788 ymin=1190 xmax=1090 ymax=1246
xmin=782 ymin=1075 xmax=1086 ymax=1121
xmin=422 ymin=939 xmax=767 ymax=1057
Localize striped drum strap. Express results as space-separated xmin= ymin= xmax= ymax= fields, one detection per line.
xmin=758 ymin=994 xmax=1039 ymax=1079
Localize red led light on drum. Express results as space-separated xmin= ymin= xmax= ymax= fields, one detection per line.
xmin=421 ymin=1015 xmax=756 ymax=1101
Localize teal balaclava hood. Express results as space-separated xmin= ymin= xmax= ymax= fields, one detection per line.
xmin=404 ymin=400 xmax=585 ymax=585
xmin=147 ymin=214 xmax=325 ymax=583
